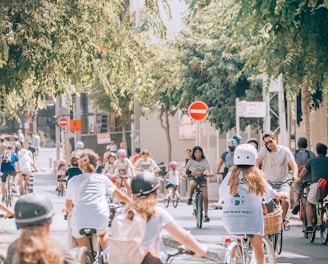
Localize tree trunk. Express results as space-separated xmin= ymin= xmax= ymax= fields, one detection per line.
xmin=159 ymin=109 xmax=172 ymax=163
xmin=301 ymin=83 xmax=312 ymax=149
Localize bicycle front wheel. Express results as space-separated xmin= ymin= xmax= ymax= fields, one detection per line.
xmin=6 ymin=181 xmax=12 ymax=207
xmin=75 ymin=246 xmax=94 ymax=264
xmin=262 ymin=236 xmax=276 ymax=264
xmin=224 ymin=242 xmax=246 ymax=264
xmin=320 ymin=206 xmax=328 ymax=244
xmin=196 ymin=193 xmax=203 ymax=229
xmin=172 ymin=192 xmax=179 ymax=208
xmin=300 ymin=197 xmax=308 ymax=238
xmin=164 ymin=197 xmax=170 ymax=208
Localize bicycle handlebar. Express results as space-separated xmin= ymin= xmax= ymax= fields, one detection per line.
xmin=166 ymin=245 xmax=194 ymax=261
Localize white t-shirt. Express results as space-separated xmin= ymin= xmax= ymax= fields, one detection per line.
xmin=66 ymin=173 xmax=116 ymax=230
xmin=143 ymin=206 xmax=174 ymax=262
xmin=134 ymin=158 xmax=157 ymax=171
xmin=113 ymin=159 xmax=133 ymax=177
xmin=219 ymin=172 xmax=276 ymax=235
xmin=18 ymin=149 xmax=33 ymax=172
xmin=258 ymin=145 xmax=295 ymax=182
xmin=186 ymin=159 xmax=209 ymax=174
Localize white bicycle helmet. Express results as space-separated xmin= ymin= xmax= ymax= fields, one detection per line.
xmin=227 ymin=139 xmax=237 ymax=147
xmin=234 ymin=144 xmax=258 ymax=166
xmin=76 ymin=141 xmax=84 ymax=149
xmin=58 ymin=159 xmax=66 ymax=166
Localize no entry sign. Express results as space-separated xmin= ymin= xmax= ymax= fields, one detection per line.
xmin=188 ymin=101 xmax=208 ymax=121
xmin=58 ymin=117 xmax=69 ymax=127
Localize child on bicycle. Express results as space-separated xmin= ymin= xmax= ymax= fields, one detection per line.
xmin=162 ymin=161 xmax=180 ymax=199
xmin=60 ymin=156 xmax=82 ymax=186
xmin=56 ymin=159 xmax=67 ymax=191
xmin=111 ymin=149 xmax=135 ymax=197
xmin=102 ymin=153 xmax=116 ymax=183
xmin=219 ymin=144 xmax=286 ymax=264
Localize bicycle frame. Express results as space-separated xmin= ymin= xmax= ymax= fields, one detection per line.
xmin=193 ymin=176 xmax=205 ymax=229
xmin=309 ymin=199 xmax=328 ymax=244
xmin=299 ymin=181 xmax=311 ymax=237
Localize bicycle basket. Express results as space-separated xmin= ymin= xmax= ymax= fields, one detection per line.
xmin=264 ymin=205 xmax=282 ymax=235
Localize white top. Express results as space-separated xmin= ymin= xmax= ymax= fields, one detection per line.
xmin=32 ymin=134 xmax=40 ymax=149
xmin=186 ymin=159 xmax=209 ymax=174
xmin=258 ymin=145 xmax=295 ymax=182
xmin=113 ymin=159 xmax=133 ymax=177
xmin=143 ymin=207 xmax=174 ymax=262
xmin=66 ymin=173 xmax=116 ymax=230
xmin=134 ymin=158 xmax=158 ymax=171
xmin=219 ymin=172 xmax=276 ymax=235
xmin=167 ymin=171 xmax=179 ymax=185
xmin=18 ymin=149 xmax=33 ymax=172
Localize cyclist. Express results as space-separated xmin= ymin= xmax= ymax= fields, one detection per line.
xmin=162 ymin=161 xmax=180 ymax=199
xmin=111 ymin=148 xmax=135 ymax=197
xmin=296 ymin=143 xmax=328 ymax=233
xmin=256 ymin=131 xmax=298 ymax=231
xmin=65 ymin=149 xmax=130 ymax=251
xmin=219 ymin=144 xmax=286 ymax=264
xmin=216 ymin=139 xmax=237 ymax=179
xmin=246 ymin=137 xmax=259 ymax=150
xmin=126 ymin=171 xmax=207 ymax=263
xmin=232 ymin=133 xmax=242 ymax=145
xmin=6 ymin=193 xmax=78 ymax=264
xmin=134 ymin=149 xmax=161 ymax=173
xmin=60 ymin=156 xmax=82 ymax=186
xmin=0 ymin=136 xmax=8 ymax=154
xmin=0 ymin=145 xmax=21 ymax=199
xmin=291 ymin=137 xmax=315 ymax=215
xmin=131 ymin=147 xmax=141 ymax=165
xmin=56 ymin=159 xmax=67 ymax=192
xmin=17 ymin=144 xmax=37 ymax=195
xmin=102 ymin=153 xmax=116 ymax=182
xmin=70 ymin=141 xmax=84 ymax=158
xmin=184 ymin=145 xmax=213 ymax=223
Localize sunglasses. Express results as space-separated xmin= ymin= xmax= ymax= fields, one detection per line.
xmin=81 ymin=159 xmax=90 ymax=163
xmin=264 ymin=139 xmax=274 ymax=146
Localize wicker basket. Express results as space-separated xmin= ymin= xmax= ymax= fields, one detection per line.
xmin=264 ymin=206 xmax=282 ymax=235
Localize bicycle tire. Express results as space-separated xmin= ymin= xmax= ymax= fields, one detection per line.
xmin=262 ymin=237 xmax=276 ymax=264
xmin=84 ymin=250 xmax=95 ymax=264
xmin=301 ymin=197 xmax=308 ymax=238
xmin=6 ymin=179 xmax=12 ymax=207
xmin=224 ymin=243 xmax=245 ymax=264
xmin=172 ymin=192 xmax=179 ymax=208
xmin=75 ymin=246 xmax=88 ymax=263
xmin=0 ymin=254 xmax=6 ymax=264
xmin=320 ymin=207 xmax=328 ymax=244
xmin=164 ymin=197 xmax=170 ymax=208
xmin=196 ymin=193 xmax=203 ymax=229
xmin=310 ymin=204 xmax=317 ymax=243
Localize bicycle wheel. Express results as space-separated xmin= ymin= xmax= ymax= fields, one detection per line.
xmin=300 ymin=197 xmax=308 ymax=238
xmin=196 ymin=193 xmax=203 ymax=229
xmin=320 ymin=207 xmax=328 ymax=244
xmin=76 ymin=247 xmax=94 ymax=264
xmin=224 ymin=243 xmax=245 ymax=264
xmin=262 ymin=237 xmax=276 ymax=264
xmin=164 ymin=197 xmax=170 ymax=208
xmin=309 ymin=205 xmax=317 ymax=243
xmin=172 ymin=192 xmax=179 ymax=208
xmin=6 ymin=180 xmax=12 ymax=207
xmin=275 ymin=227 xmax=283 ymax=255
xmin=0 ymin=254 xmax=5 ymax=264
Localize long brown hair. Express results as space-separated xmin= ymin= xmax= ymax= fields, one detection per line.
xmin=228 ymin=165 xmax=267 ymax=196
xmin=125 ymin=191 xmax=157 ymax=221
xmin=13 ymin=225 xmax=64 ymax=264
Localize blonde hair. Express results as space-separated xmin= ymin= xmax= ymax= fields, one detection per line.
xmin=13 ymin=225 xmax=64 ymax=264
xmin=125 ymin=191 xmax=157 ymax=221
xmin=228 ymin=165 xmax=267 ymax=196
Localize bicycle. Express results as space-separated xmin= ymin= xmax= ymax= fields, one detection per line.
xmin=57 ymin=179 xmax=65 ymax=197
xmin=191 ymin=175 xmax=209 ymax=229
xmin=5 ymin=173 xmax=14 ymax=207
xmin=20 ymin=172 xmax=30 ymax=195
xmin=75 ymin=228 xmax=106 ymax=264
xmin=164 ymin=183 xmax=179 ymax=208
xmin=224 ymin=234 xmax=276 ymax=264
xmin=308 ymin=198 xmax=328 ymax=244
xmin=297 ymin=180 xmax=312 ymax=238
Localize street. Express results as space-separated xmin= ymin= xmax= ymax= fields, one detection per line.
xmin=0 ymin=147 xmax=327 ymax=263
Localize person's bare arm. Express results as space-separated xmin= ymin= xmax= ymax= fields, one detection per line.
xmin=256 ymin=155 xmax=264 ymax=168
xmin=297 ymin=167 xmax=308 ymax=183
xmin=288 ymin=159 xmax=298 ymax=180
xmin=164 ymin=221 xmax=207 ymax=257
xmin=0 ymin=203 xmax=14 ymax=218
xmin=113 ymin=188 xmax=131 ymax=204
xmin=65 ymin=199 xmax=73 ymax=214
xmin=216 ymin=158 xmax=224 ymax=173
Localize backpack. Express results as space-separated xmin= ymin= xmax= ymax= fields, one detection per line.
xmin=317 ymin=178 xmax=328 ymax=200
xmin=295 ymin=149 xmax=310 ymax=173
xmin=107 ymin=209 xmax=148 ymax=264
xmin=1 ymin=150 xmax=11 ymax=161
xmin=225 ymin=151 xmax=234 ymax=169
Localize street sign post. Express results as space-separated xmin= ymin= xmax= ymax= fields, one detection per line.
xmin=188 ymin=101 xmax=208 ymax=121
xmin=188 ymin=101 xmax=208 ymax=145
xmin=58 ymin=117 xmax=69 ymax=128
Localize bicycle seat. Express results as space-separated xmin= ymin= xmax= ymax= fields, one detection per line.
xmin=79 ymin=228 xmax=97 ymax=236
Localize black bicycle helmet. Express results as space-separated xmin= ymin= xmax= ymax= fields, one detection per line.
xmin=246 ymin=138 xmax=259 ymax=149
xmin=15 ymin=193 xmax=55 ymax=229
xmin=131 ymin=172 xmax=160 ymax=196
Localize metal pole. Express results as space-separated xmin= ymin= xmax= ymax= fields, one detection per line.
xmin=263 ymin=77 xmax=271 ymax=132
xmin=195 ymin=122 xmax=200 ymax=146
xmin=278 ymin=74 xmax=287 ymax=146
xmin=235 ymin=98 xmax=240 ymax=135
xmin=55 ymin=97 xmax=61 ymax=162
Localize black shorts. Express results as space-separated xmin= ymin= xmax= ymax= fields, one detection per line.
xmin=165 ymin=183 xmax=178 ymax=189
xmin=1 ymin=171 xmax=17 ymax=183
xmin=189 ymin=175 xmax=207 ymax=188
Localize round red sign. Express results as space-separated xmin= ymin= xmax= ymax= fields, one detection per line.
xmin=188 ymin=101 xmax=208 ymax=121
xmin=58 ymin=117 xmax=69 ymax=127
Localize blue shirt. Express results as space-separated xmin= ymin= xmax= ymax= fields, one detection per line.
xmin=1 ymin=152 xmax=19 ymax=172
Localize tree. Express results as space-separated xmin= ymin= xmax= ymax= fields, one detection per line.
xmin=0 ymin=0 xmax=169 ymax=120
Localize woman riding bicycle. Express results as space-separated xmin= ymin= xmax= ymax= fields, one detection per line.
xmin=184 ymin=145 xmax=213 ymax=223
xmin=219 ymin=144 xmax=286 ymax=264
xmin=126 ymin=171 xmax=207 ymax=263
xmin=65 ymin=149 xmax=130 ymax=251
